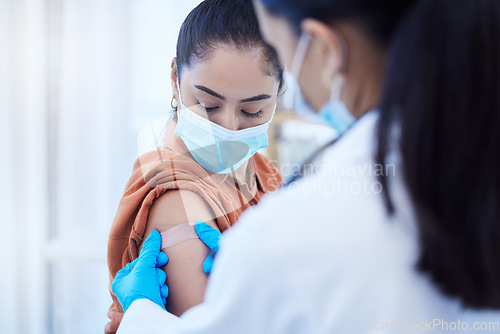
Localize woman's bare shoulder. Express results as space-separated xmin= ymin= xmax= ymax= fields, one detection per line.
xmin=141 ymin=189 xmax=220 ymax=316
xmin=148 ymin=189 xmax=219 ymax=233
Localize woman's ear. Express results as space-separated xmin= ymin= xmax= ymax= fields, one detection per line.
xmin=171 ymin=57 xmax=180 ymax=104
xmin=301 ymin=19 xmax=346 ymax=88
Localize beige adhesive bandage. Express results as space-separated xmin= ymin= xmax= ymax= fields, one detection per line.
xmin=160 ymin=223 xmax=200 ymax=249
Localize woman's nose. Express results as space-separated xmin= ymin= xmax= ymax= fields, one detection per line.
xmin=218 ymin=109 xmax=240 ymax=131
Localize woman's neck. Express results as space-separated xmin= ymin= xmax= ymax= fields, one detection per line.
xmin=231 ymin=158 xmax=252 ymax=185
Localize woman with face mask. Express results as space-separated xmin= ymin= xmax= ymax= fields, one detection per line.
xmin=111 ymin=0 xmax=500 ymax=333
xmin=106 ymin=0 xmax=284 ymax=332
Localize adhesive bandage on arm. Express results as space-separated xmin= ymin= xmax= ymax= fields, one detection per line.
xmin=160 ymin=223 xmax=200 ymax=250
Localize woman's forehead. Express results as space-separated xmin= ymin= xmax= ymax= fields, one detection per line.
xmin=181 ymin=46 xmax=278 ymax=100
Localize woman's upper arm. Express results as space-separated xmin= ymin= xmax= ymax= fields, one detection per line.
xmin=139 ymin=189 xmax=220 ymax=316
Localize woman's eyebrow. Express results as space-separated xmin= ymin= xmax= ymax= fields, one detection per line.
xmin=195 ymin=85 xmax=225 ymax=100
xmin=240 ymin=94 xmax=271 ymax=103
xmin=194 ymin=85 xmax=271 ymax=103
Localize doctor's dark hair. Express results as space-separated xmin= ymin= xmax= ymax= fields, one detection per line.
xmin=376 ymin=0 xmax=500 ymax=309
xmin=259 ymin=0 xmax=500 ymax=309
xmin=259 ymin=0 xmax=417 ymax=45
xmin=175 ymin=0 xmax=283 ymax=87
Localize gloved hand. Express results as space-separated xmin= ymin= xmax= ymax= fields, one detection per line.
xmin=112 ymin=230 xmax=169 ymax=312
xmin=194 ymin=221 xmax=223 ymax=274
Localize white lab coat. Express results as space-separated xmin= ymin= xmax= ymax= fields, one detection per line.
xmin=117 ymin=112 xmax=500 ymax=334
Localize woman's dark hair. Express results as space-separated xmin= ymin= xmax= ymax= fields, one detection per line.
xmin=376 ymin=0 xmax=500 ymax=309
xmin=261 ymin=0 xmax=500 ymax=309
xmin=176 ymin=0 xmax=283 ymax=88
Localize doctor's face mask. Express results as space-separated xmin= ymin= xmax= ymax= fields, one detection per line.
xmin=285 ymin=33 xmax=355 ymax=136
xmin=253 ymin=1 xmax=355 ymax=136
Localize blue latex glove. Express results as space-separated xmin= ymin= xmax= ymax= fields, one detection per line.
xmin=194 ymin=221 xmax=223 ymax=274
xmin=112 ymin=230 xmax=169 ymax=312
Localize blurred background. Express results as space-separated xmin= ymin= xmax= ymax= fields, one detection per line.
xmin=0 ymin=0 xmax=335 ymax=333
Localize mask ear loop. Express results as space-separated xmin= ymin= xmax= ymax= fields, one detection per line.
xmin=146 ymin=74 xmax=186 ymax=163
xmin=291 ymin=33 xmax=312 ymax=79
xmin=176 ymin=78 xmax=184 ymax=108
xmin=288 ymin=33 xmax=312 ymax=111
xmin=327 ymin=29 xmax=349 ymax=108
xmin=330 ymin=74 xmax=345 ymax=104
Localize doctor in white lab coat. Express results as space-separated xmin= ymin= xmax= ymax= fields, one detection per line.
xmin=114 ymin=0 xmax=500 ymax=332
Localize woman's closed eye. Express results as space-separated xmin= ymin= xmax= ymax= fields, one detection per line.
xmin=197 ymin=101 xmax=264 ymax=118
xmin=196 ymin=101 xmax=219 ymax=113
xmin=241 ymin=109 xmax=264 ymax=118
xmin=204 ymin=106 xmax=219 ymax=112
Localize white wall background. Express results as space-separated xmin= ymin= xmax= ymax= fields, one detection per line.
xmin=0 ymin=1 xmax=202 ymax=333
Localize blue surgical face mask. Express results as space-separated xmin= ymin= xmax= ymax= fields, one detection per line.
xmin=286 ymin=33 xmax=355 ymax=136
xmin=174 ymin=88 xmax=276 ymax=174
